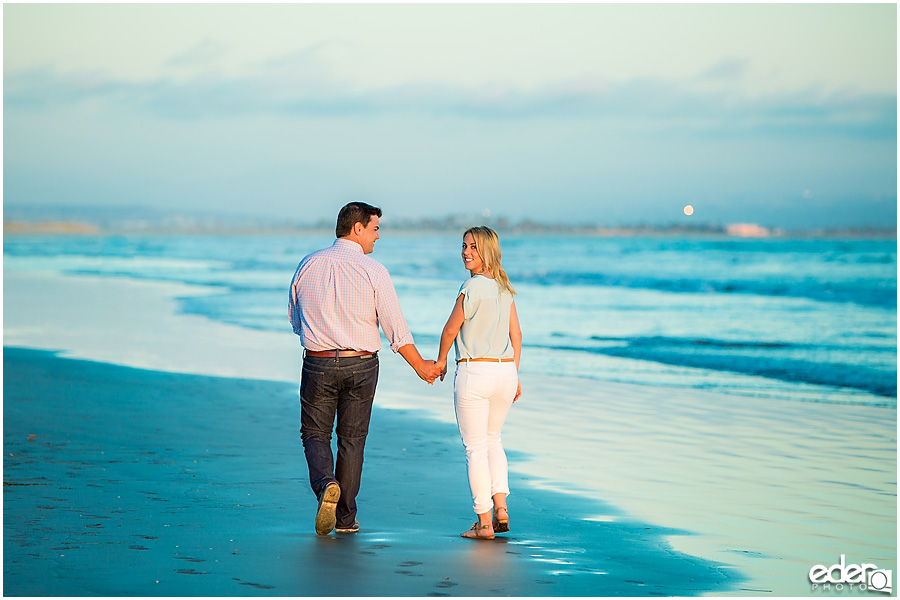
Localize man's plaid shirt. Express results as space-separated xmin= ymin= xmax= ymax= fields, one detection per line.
xmin=288 ymin=238 xmax=414 ymax=353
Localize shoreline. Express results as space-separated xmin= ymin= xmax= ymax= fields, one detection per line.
xmin=3 ymin=268 xmax=896 ymax=596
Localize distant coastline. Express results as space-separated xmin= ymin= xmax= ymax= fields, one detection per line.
xmin=2 ymin=204 xmax=896 ymax=238
xmin=3 ymin=219 xmax=896 ymax=239
xmin=4 ymin=221 xmax=100 ymax=235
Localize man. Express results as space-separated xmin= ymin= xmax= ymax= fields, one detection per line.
xmin=288 ymin=202 xmax=440 ymax=536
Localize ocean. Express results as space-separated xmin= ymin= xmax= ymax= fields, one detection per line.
xmin=4 ymin=232 xmax=896 ymax=407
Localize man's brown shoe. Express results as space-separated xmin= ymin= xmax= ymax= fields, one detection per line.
xmin=315 ymin=482 xmax=341 ymax=535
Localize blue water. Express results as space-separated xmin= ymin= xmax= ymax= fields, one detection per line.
xmin=4 ymin=233 xmax=896 ymax=407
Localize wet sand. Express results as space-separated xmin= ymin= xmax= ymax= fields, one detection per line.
xmin=3 ymin=348 xmax=732 ymax=596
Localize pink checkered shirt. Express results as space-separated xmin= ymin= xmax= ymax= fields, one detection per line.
xmin=288 ymin=238 xmax=414 ymax=353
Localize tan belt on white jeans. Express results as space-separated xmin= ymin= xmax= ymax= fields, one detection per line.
xmin=457 ymin=357 xmax=515 ymax=364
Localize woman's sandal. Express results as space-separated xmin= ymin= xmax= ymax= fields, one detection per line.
xmin=461 ymin=522 xmax=495 ymax=540
xmin=492 ymin=507 xmax=510 ymax=533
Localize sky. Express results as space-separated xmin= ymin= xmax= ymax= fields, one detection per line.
xmin=3 ymin=3 xmax=897 ymax=228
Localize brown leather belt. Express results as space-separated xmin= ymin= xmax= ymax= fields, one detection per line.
xmin=457 ymin=357 xmax=515 ymax=364
xmin=305 ymin=349 xmax=376 ymax=358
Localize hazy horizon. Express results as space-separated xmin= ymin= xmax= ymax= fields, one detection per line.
xmin=4 ymin=4 xmax=897 ymax=229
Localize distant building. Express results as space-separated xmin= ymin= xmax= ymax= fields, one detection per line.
xmin=726 ymin=223 xmax=771 ymax=237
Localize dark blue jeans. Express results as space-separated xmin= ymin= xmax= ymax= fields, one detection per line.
xmin=299 ymin=354 xmax=379 ymax=529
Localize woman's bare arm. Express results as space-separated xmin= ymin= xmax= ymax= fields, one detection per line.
xmin=509 ymin=300 xmax=523 ymax=401
xmin=436 ymin=293 xmax=466 ymax=379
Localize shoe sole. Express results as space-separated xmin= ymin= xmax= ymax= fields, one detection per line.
xmin=315 ymin=483 xmax=340 ymax=535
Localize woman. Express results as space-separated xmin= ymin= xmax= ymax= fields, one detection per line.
xmin=436 ymin=226 xmax=522 ymax=540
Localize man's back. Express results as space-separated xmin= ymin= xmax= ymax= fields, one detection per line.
xmin=289 ymin=238 xmax=412 ymax=353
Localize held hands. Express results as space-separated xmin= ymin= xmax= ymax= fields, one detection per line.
xmin=436 ymin=359 xmax=448 ymax=382
xmin=416 ymin=359 xmax=442 ymax=385
xmin=399 ymin=345 xmax=443 ymax=385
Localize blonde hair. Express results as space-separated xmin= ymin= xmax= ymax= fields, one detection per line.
xmin=464 ymin=226 xmax=517 ymax=296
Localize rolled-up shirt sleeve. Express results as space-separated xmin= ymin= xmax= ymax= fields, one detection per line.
xmin=372 ymin=267 xmax=414 ymax=352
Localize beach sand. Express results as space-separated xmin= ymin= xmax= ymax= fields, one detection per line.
xmin=3 ymin=270 xmax=897 ymax=596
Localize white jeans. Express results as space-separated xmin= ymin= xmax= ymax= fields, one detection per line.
xmin=453 ymin=361 xmax=518 ymax=514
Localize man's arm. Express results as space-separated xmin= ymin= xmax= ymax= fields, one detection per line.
xmin=372 ymin=268 xmax=415 ymax=352
xmin=398 ymin=344 xmax=440 ymax=384
xmin=288 ymin=265 xmax=303 ymax=335
xmin=371 ymin=266 xmax=440 ymax=383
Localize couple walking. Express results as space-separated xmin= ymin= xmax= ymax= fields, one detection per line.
xmin=288 ymin=202 xmax=522 ymax=540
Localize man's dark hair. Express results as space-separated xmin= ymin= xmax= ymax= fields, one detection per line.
xmin=336 ymin=202 xmax=382 ymax=238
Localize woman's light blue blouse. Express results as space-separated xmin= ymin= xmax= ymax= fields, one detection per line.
xmin=453 ymin=275 xmax=514 ymax=361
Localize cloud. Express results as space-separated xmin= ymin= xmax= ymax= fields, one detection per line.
xmin=257 ymin=41 xmax=361 ymax=81
xmin=4 ymin=62 xmax=896 ymax=141
xmin=164 ymin=40 xmax=231 ymax=68
xmin=700 ymin=58 xmax=750 ymax=81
